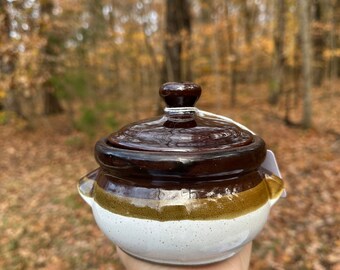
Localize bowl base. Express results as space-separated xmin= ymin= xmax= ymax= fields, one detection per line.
xmin=119 ymin=247 xmax=241 ymax=266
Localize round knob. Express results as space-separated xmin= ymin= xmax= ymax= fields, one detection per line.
xmin=159 ymin=82 xmax=202 ymax=108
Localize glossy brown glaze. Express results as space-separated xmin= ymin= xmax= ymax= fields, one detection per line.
xmin=107 ymin=114 xmax=254 ymax=152
xmin=96 ymin=82 xmax=267 ymax=185
xmin=95 ymin=136 xmax=266 ymax=183
xmin=108 ymin=82 xmax=254 ymax=152
xmin=95 ymin=167 xmax=264 ymax=195
xmin=80 ymin=167 xmax=284 ymax=221
xmin=159 ymin=82 xmax=201 ymax=107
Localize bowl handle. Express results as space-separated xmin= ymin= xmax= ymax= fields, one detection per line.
xmin=77 ymin=168 xmax=99 ymax=207
xmin=264 ymin=174 xmax=285 ymax=207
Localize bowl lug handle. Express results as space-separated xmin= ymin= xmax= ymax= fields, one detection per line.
xmin=77 ymin=168 xmax=99 ymax=207
xmin=264 ymin=174 xmax=285 ymax=207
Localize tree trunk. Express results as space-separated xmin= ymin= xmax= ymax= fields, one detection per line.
xmin=0 ymin=1 xmax=36 ymax=119
xmin=40 ymin=0 xmax=63 ymax=115
xmin=141 ymin=3 xmax=160 ymax=76
xmin=311 ymin=0 xmax=325 ymax=86
xmin=0 ymin=1 xmax=19 ymax=113
xmin=159 ymin=0 xmax=191 ymax=113
xmin=108 ymin=2 xmax=121 ymax=94
xmin=43 ymin=86 xmax=63 ymax=115
xmin=329 ymin=0 xmax=340 ymax=80
xmin=242 ymin=0 xmax=257 ymax=85
xmin=242 ymin=1 xmax=253 ymax=46
xmin=213 ymin=2 xmax=223 ymax=111
xmin=161 ymin=0 xmax=192 ymax=83
xmin=269 ymin=0 xmax=285 ymax=105
xmin=298 ymin=0 xmax=312 ymax=128
xmin=293 ymin=34 xmax=301 ymax=107
xmin=225 ymin=2 xmax=237 ymax=107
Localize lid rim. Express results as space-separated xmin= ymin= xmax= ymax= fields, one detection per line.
xmin=96 ymin=136 xmax=265 ymax=158
xmin=95 ymin=136 xmax=266 ymax=179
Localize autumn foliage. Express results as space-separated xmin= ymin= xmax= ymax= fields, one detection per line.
xmin=0 ymin=0 xmax=339 ymax=269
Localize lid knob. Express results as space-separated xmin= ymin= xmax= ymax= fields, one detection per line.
xmin=159 ymin=82 xmax=202 ymax=108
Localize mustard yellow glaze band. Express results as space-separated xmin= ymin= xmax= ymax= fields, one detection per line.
xmin=264 ymin=174 xmax=284 ymax=200
xmin=93 ymin=179 xmax=274 ymax=221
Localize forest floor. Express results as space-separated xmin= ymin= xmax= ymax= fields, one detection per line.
xmin=1 ymin=82 xmax=339 ymax=270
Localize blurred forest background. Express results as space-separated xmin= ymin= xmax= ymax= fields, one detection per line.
xmin=1 ymin=0 xmax=339 ymax=270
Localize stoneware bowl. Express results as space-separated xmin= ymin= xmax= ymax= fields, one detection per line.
xmin=78 ymin=82 xmax=285 ymax=265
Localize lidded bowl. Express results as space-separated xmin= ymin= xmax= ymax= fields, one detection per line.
xmin=78 ymin=82 xmax=285 ymax=265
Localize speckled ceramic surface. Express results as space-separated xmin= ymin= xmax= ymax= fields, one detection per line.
xmin=93 ymin=199 xmax=269 ymax=265
xmin=78 ymin=159 xmax=283 ymax=265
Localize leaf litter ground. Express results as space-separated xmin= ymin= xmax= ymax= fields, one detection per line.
xmin=1 ymin=83 xmax=339 ymax=270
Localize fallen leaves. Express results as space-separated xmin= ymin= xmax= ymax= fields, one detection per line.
xmin=1 ymin=83 xmax=339 ymax=269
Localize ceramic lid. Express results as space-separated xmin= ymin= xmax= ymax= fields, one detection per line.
xmin=95 ymin=82 xmax=266 ymax=183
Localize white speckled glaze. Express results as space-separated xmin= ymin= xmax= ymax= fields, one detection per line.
xmin=78 ymin=151 xmax=284 ymax=265
xmin=92 ymin=201 xmax=269 ymax=265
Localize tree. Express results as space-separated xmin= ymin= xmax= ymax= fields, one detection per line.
xmin=0 ymin=0 xmax=65 ymax=118
xmin=161 ymin=0 xmax=192 ymax=83
xmin=0 ymin=0 xmax=38 ymax=118
xmin=0 ymin=1 xmax=17 ymax=112
xmin=225 ymin=1 xmax=237 ymax=107
xmin=241 ymin=0 xmax=258 ymax=85
xmin=298 ymin=0 xmax=312 ymax=128
xmin=269 ymin=0 xmax=286 ymax=105
xmin=40 ymin=0 xmax=64 ymax=115
xmin=328 ymin=0 xmax=340 ymax=80
xmin=311 ymin=0 xmax=326 ymax=86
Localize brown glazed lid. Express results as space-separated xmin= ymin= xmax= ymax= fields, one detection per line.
xmin=95 ymin=82 xmax=266 ymax=186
